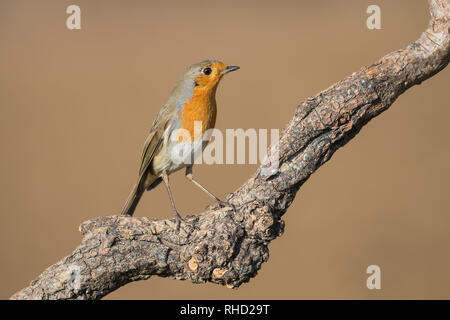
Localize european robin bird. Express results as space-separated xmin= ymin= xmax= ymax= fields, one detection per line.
xmin=120 ymin=60 xmax=239 ymax=224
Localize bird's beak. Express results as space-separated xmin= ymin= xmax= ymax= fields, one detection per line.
xmin=222 ymin=65 xmax=240 ymax=74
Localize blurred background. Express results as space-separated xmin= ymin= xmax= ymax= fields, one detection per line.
xmin=1 ymin=0 xmax=449 ymax=299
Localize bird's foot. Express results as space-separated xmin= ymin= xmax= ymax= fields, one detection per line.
xmin=172 ymin=211 xmax=197 ymax=232
xmin=208 ymin=199 xmax=235 ymax=211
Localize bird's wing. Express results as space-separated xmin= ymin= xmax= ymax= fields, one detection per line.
xmin=138 ymin=103 xmax=177 ymax=177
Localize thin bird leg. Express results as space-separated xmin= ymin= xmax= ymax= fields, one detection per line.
xmin=161 ymin=171 xmax=183 ymax=225
xmin=185 ymin=166 xmax=230 ymax=208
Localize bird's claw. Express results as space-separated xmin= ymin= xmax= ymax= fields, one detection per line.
xmin=208 ymin=199 xmax=235 ymax=211
xmin=172 ymin=212 xmax=197 ymax=232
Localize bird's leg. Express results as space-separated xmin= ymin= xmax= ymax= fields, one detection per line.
xmin=161 ymin=171 xmax=184 ymax=228
xmin=185 ymin=166 xmax=232 ymax=209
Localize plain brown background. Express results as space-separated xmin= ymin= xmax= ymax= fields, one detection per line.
xmin=1 ymin=0 xmax=449 ymax=299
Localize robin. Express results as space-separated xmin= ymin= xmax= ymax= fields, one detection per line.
xmin=120 ymin=60 xmax=239 ymax=224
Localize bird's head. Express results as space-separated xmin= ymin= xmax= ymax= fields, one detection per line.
xmin=181 ymin=60 xmax=239 ymax=92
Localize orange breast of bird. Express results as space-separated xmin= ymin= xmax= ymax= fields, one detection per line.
xmin=178 ymin=85 xmax=217 ymax=142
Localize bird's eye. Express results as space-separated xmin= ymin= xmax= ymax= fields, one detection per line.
xmin=203 ymin=67 xmax=212 ymax=75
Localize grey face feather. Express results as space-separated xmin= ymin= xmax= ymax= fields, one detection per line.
xmin=167 ymin=60 xmax=223 ymax=112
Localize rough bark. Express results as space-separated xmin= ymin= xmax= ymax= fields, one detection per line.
xmin=11 ymin=0 xmax=449 ymax=300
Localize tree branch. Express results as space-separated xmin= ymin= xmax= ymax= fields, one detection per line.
xmin=11 ymin=0 xmax=449 ymax=300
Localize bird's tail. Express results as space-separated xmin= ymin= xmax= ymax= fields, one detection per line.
xmin=120 ymin=175 xmax=161 ymax=216
xmin=120 ymin=182 xmax=145 ymax=216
